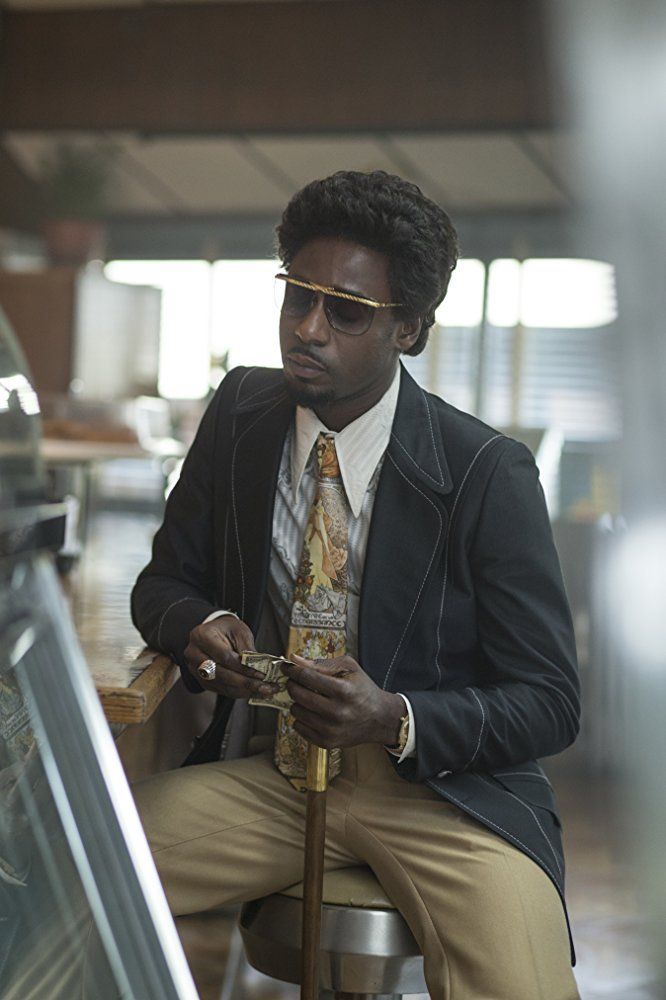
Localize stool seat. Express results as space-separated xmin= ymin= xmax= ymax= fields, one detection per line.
xmin=239 ymin=865 xmax=426 ymax=997
xmin=279 ymin=865 xmax=395 ymax=909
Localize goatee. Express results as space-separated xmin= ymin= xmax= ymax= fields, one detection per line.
xmin=283 ymin=376 xmax=336 ymax=409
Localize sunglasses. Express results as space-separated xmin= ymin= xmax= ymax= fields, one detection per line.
xmin=275 ymin=273 xmax=403 ymax=337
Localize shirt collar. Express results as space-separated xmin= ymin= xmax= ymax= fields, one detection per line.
xmin=291 ymin=363 xmax=401 ymax=518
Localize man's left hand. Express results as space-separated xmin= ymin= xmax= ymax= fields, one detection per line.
xmin=282 ymin=654 xmax=406 ymax=749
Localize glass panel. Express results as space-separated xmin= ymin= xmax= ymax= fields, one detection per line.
xmin=0 ymin=654 xmax=120 ymax=999
xmin=0 ymin=553 xmax=197 ymax=1000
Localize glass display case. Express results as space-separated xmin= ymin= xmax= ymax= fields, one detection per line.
xmin=0 ymin=306 xmax=197 ymax=999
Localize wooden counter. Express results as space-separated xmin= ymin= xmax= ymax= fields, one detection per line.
xmin=61 ymin=508 xmax=181 ymax=727
xmin=94 ymin=648 xmax=179 ymax=726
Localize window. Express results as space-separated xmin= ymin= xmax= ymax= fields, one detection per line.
xmin=106 ymin=259 xmax=282 ymax=399
xmin=106 ymin=257 xmax=620 ymax=444
xmin=402 ymin=259 xmax=485 ymax=413
xmin=105 ymin=261 xmax=212 ymax=399
xmin=483 ymin=258 xmax=620 ymax=440
xmin=211 ymin=260 xmax=282 ymax=372
xmin=405 ymin=257 xmax=619 ymax=442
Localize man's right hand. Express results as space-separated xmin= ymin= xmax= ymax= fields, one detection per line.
xmin=184 ymin=615 xmax=280 ymax=700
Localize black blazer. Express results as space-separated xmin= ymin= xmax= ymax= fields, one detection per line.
xmin=132 ymin=364 xmax=580 ymax=951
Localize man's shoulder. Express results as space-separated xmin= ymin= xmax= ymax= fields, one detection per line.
xmin=416 ymin=381 xmax=541 ymax=503
xmin=428 ymin=389 xmax=503 ymax=448
xmin=417 ymin=379 xmax=514 ymax=471
xmin=216 ymin=366 xmax=286 ymax=411
xmin=391 ymin=367 xmax=520 ymax=500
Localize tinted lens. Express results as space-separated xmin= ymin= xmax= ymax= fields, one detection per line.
xmin=324 ymin=295 xmax=374 ymax=335
xmin=278 ymin=280 xmax=316 ymax=317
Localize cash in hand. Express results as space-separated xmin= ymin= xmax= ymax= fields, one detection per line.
xmin=240 ymin=651 xmax=294 ymax=710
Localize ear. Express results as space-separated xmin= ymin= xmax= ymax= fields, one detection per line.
xmin=395 ymin=316 xmax=422 ymax=353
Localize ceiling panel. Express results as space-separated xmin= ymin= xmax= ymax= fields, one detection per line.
xmin=390 ymin=133 xmax=569 ymax=209
xmin=5 ymin=132 xmax=173 ymax=213
xmin=5 ymin=131 xmax=87 ymax=176
xmin=3 ymin=129 xmax=573 ymax=218
xmin=114 ymin=136 xmax=291 ymax=212
xmin=248 ymin=135 xmax=398 ymax=188
xmin=4 ymin=132 xmax=293 ymax=213
xmin=527 ymin=129 xmax=585 ymax=200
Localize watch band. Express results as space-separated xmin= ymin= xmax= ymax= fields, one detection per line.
xmin=388 ymin=712 xmax=410 ymax=754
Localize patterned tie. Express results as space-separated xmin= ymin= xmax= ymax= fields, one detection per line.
xmin=274 ymin=433 xmax=347 ymax=790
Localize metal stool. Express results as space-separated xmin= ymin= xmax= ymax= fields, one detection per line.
xmin=239 ymin=865 xmax=427 ymax=999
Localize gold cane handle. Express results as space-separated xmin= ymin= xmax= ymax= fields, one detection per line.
xmin=307 ymin=743 xmax=329 ymax=792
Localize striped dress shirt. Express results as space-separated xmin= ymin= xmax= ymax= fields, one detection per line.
xmin=206 ymin=363 xmax=415 ymax=759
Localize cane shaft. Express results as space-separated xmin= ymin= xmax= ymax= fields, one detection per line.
xmin=301 ymin=745 xmax=329 ymax=1000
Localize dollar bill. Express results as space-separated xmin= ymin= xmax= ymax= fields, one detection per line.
xmin=241 ymin=651 xmax=294 ymax=710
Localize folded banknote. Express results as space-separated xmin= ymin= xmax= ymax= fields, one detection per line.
xmin=241 ymin=651 xmax=294 ymax=710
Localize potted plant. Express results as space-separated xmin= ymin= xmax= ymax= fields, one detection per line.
xmin=39 ymin=142 xmax=117 ymax=265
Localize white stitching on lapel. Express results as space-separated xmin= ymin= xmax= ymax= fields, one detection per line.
xmin=231 ymin=395 xmax=288 ymax=619
xmin=390 ymin=431 xmax=444 ymax=486
xmin=450 ymin=435 xmax=504 ymax=527
xmin=225 ymin=369 xmax=257 ymax=605
xmin=381 ymin=453 xmax=443 ymax=691
xmin=239 ymin=376 xmax=284 ymax=406
xmin=434 ymin=434 xmax=503 ymax=687
xmin=421 ymin=388 xmax=444 ymax=483
xmin=235 ymin=367 xmax=258 ymax=402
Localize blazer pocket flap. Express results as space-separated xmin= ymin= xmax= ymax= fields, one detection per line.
xmin=490 ymin=772 xmax=560 ymax=823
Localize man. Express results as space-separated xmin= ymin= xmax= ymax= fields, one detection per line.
xmin=132 ymin=170 xmax=581 ymax=999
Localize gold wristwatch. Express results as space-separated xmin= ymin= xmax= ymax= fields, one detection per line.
xmin=389 ymin=711 xmax=410 ymax=754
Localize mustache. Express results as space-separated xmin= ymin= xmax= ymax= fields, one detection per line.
xmin=286 ymin=347 xmax=327 ymax=370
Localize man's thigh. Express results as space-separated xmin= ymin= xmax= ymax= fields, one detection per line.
xmin=345 ymin=750 xmax=578 ymax=1000
xmin=132 ymin=750 xmax=355 ymax=914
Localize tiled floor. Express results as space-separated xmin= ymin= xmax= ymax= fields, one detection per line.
xmin=551 ymin=760 xmax=659 ymax=1000
xmin=73 ymin=510 xmax=661 ymax=999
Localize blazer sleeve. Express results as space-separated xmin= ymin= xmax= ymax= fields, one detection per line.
xmin=403 ymin=440 xmax=581 ymax=781
xmin=131 ymin=369 xmax=242 ymax=691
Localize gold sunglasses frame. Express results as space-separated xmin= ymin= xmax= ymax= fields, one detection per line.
xmin=275 ymin=273 xmax=403 ymax=310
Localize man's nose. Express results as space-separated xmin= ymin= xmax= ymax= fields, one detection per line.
xmin=294 ymin=294 xmax=331 ymax=345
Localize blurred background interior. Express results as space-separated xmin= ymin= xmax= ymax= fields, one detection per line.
xmin=0 ymin=1 xmax=664 ymax=998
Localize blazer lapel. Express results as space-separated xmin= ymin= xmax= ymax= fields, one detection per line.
xmin=228 ymin=379 xmax=293 ymax=628
xmin=359 ymin=366 xmax=453 ymax=690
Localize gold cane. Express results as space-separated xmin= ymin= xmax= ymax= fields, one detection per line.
xmin=301 ymin=742 xmax=328 ymax=1000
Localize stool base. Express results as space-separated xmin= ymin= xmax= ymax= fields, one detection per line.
xmin=240 ymin=892 xmax=426 ymax=997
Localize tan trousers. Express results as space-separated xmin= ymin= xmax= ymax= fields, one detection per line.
xmin=133 ymin=744 xmax=579 ymax=1000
